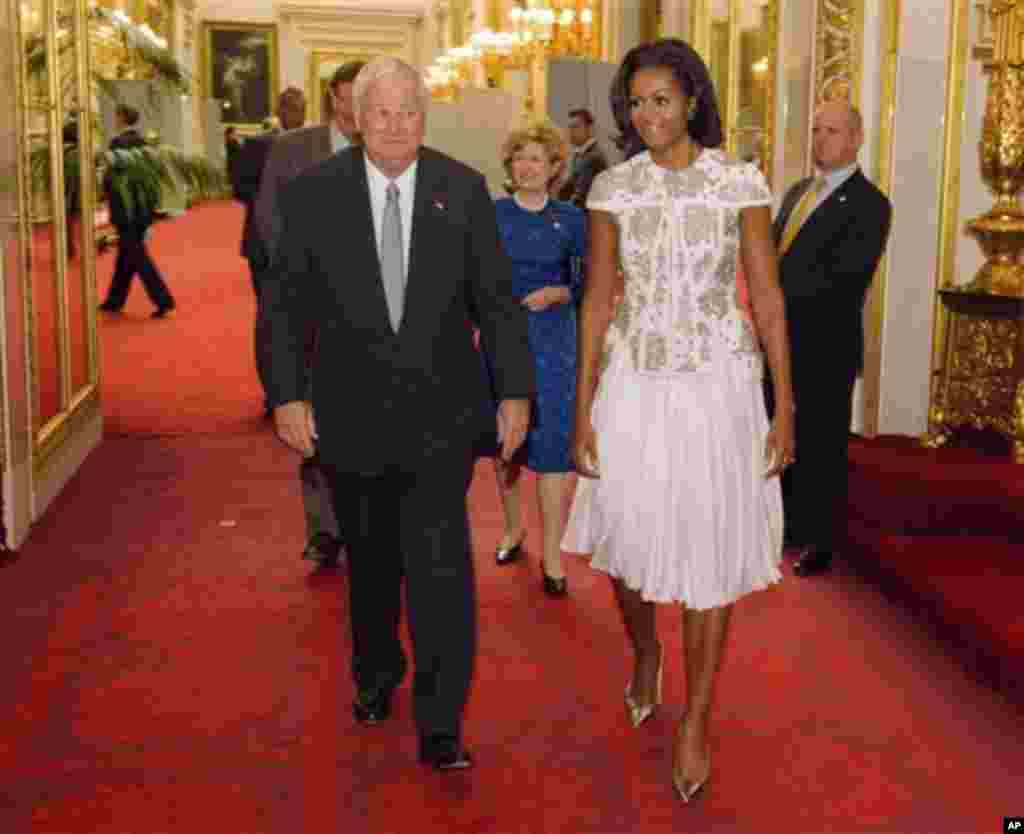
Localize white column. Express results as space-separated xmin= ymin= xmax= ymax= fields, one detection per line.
xmin=660 ymin=1 xmax=687 ymax=39
xmin=875 ymin=0 xmax=954 ymax=434
xmin=602 ymin=0 xmax=645 ymax=63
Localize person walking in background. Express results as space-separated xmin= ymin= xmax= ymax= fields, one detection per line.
xmin=486 ymin=124 xmax=586 ymax=597
xmin=98 ymin=104 xmax=176 ymax=319
xmin=259 ymin=57 xmax=533 ymax=770
xmin=558 ymin=107 xmax=609 ymax=208
xmin=253 ymin=62 xmax=367 ymax=568
xmin=232 ymin=88 xmax=305 ymax=301
xmin=767 ymin=100 xmax=892 ymax=577
xmin=562 ymin=39 xmax=795 ymax=803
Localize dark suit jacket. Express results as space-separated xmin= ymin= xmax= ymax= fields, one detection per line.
xmin=232 ymin=131 xmax=278 ymax=265
xmin=558 ymin=141 xmax=609 ymax=207
xmin=253 ymin=124 xmax=333 ymax=265
xmin=259 ymin=145 xmax=535 ymax=474
xmin=774 ymin=169 xmax=892 ymax=375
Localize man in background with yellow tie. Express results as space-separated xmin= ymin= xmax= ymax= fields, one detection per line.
xmin=766 ymin=99 xmax=892 ymax=577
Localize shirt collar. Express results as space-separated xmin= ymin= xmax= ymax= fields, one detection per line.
xmin=818 ymin=162 xmax=858 ymax=191
xmin=364 ymin=154 xmax=418 ymax=195
xmin=575 ymin=138 xmax=596 ymax=155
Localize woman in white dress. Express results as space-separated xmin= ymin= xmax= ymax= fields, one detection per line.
xmin=562 ymin=39 xmax=796 ymax=802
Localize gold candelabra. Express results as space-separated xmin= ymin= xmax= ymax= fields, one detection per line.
xmin=964 ymin=0 xmax=1024 ymax=296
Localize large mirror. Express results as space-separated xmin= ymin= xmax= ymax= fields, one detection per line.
xmin=19 ymin=0 xmax=98 ymax=459
xmin=58 ymin=0 xmax=94 ymax=400
xmin=23 ymin=0 xmax=64 ymax=435
xmin=698 ymin=0 xmax=778 ymax=185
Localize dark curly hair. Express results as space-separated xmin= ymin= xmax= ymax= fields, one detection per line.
xmin=609 ymin=38 xmax=723 ymax=160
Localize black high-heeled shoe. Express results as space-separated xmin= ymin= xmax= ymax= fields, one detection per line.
xmin=495 ymin=538 xmax=524 ymax=565
xmin=541 ymin=571 xmax=568 ymax=597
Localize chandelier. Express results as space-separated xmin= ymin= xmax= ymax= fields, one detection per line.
xmin=506 ymin=0 xmax=598 ymax=60
xmin=423 ymin=0 xmax=599 ymax=103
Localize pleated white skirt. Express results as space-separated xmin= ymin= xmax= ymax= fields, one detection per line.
xmin=562 ymin=353 xmax=783 ymax=609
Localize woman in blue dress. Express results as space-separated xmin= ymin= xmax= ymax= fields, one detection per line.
xmin=490 ymin=124 xmax=587 ymax=597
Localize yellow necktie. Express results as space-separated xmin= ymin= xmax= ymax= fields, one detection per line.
xmin=779 ymin=177 xmax=826 ymax=255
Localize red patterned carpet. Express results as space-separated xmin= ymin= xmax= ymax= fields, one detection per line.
xmin=1 ymin=200 xmax=1019 ymax=833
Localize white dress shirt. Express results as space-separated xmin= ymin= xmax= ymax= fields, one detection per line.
xmin=813 ymin=162 xmax=859 ymax=209
xmin=365 ymin=156 xmax=416 ymax=278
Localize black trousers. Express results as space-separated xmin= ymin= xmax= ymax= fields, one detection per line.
xmin=323 ymin=453 xmax=477 ymax=741
xmin=766 ymin=364 xmax=857 ymax=551
xmin=104 ymin=227 xmax=174 ymax=311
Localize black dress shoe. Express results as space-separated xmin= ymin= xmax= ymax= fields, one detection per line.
xmin=151 ymin=306 xmax=176 ymax=319
xmin=352 ymin=687 xmax=393 ymax=725
xmin=418 ymin=735 xmax=474 ymax=770
xmin=98 ymin=301 xmax=122 ymax=313
xmin=792 ymin=548 xmax=833 ymax=577
xmin=495 ymin=539 xmax=524 ymax=565
xmin=542 ymin=571 xmax=568 ymax=597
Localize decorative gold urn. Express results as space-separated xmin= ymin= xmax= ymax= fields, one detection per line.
xmin=965 ymin=3 xmax=1024 ymax=296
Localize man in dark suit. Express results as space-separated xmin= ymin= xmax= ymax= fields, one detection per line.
xmin=768 ymin=100 xmax=892 ymax=577
xmin=260 ymin=57 xmax=533 ymax=770
xmin=557 ymin=107 xmax=608 ymax=207
xmin=254 ymin=61 xmax=364 ymax=260
xmin=231 ymin=88 xmax=306 ymax=298
xmin=98 ymin=104 xmax=175 ymax=318
xmin=253 ymin=62 xmax=366 ymax=567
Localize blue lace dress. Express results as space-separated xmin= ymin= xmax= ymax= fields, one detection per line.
xmin=492 ymin=197 xmax=586 ymax=473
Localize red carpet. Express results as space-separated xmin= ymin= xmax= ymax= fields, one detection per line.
xmin=1 ymin=200 xmax=1019 ymax=832
xmin=96 ymin=201 xmax=266 ymax=435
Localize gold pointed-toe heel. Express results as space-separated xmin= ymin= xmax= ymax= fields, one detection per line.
xmin=624 ymin=643 xmax=663 ymax=728
xmin=672 ymin=748 xmax=710 ymax=804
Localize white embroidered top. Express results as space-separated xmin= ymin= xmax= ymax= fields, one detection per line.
xmin=587 ymin=148 xmax=772 ymax=375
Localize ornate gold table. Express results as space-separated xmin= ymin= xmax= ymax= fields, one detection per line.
xmin=925 ymin=288 xmax=1024 ymax=461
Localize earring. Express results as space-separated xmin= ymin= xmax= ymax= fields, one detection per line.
xmin=687 ymin=100 xmax=697 ymax=121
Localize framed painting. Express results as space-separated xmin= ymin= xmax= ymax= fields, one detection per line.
xmin=306 ymin=50 xmax=376 ymax=124
xmin=202 ymin=21 xmax=278 ymax=132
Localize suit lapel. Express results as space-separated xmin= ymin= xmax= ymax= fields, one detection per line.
xmin=316 ymin=125 xmax=332 ymax=162
xmin=399 ymin=150 xmax=446 ymax=340
xmin=794 ymin=170 xmax=860 ymax=246
xmin=335 ymin=148 xmax=396 ymax=341
xmin=774 ymin=177 xmax=814 ymax=245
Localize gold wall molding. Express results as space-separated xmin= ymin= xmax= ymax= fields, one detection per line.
xmin=814 ymin=0 xmax=863 ymax=106
xmin=926 ymin=0 xmax=970 ymax=421
xmin=860 ymin=0 xmax=900 ymax=435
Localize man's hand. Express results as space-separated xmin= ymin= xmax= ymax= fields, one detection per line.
xmin=496 ymin=398 xmax=530 ymax=461
xmin=274 ymin=400 xmax=317 ymax=457
xmin=522 ymin=286 xmax=571 ymax=313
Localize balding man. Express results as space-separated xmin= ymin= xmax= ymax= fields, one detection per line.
xmin=259 ymin=57 xmax=533 ymax=770
xmin=766 ymin=100 xmax=892 ymax=577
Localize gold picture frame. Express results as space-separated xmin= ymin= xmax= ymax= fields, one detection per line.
xmin=306 ymin=50 xmax=375 ymax=125
xmin=202 ymin=21 xmax=279 ymax=132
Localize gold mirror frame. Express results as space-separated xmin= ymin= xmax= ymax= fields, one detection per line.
xmin=689 ymin=0 xmax=778 ymax=188
xmin=13 ymin=0 xmax=101 ymax=472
